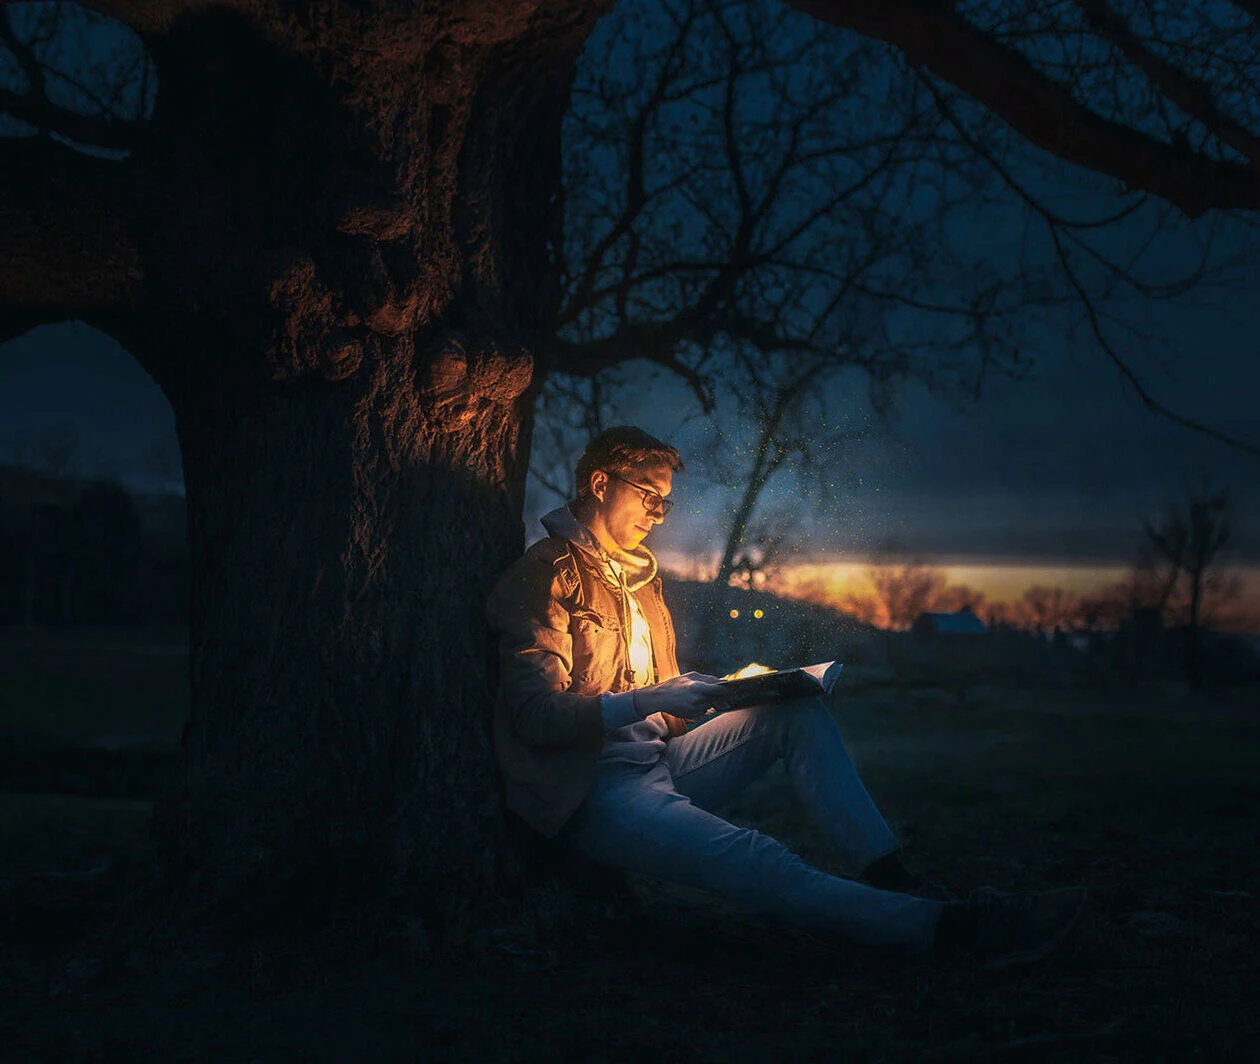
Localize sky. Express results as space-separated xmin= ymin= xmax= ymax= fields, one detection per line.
xmin=2 ymin=307 xmax=1256 ymax=580
xmin=521 ymin=333 xmax=1260 ymax=564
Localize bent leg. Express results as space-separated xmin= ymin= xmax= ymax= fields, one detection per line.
xmin=664 ymin=698 xmax=900 ymax=875
xmin=558 ymin=761 xmax=940 ymax=953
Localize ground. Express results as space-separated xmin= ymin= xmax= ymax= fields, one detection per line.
xmin=1 ymin=626 xmax=1257 ymax=1062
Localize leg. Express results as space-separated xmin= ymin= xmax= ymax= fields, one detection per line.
xmin=663 ymin=697 xmax=900 ymax=876
xmin=557 ymin=760 xmax=941 ymax=952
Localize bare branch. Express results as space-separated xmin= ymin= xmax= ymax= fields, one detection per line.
xmin=0 ymin=10 xmax=143 ymax=150
xmin=0 ymin=138 xmax=142 ymax=317
xmin=1048 ymin=225 xmax=1260 ymax=457
xmin=1075 ymin=0 xmax=1260 ymax=174
xmin=783 ymin=0 xmax=1260 ymax=216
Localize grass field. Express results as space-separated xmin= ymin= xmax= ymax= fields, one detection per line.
xmin=2 ymin=627 xmax=1258 ymax=1062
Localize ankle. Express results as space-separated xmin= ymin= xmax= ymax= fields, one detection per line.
xmin=860 ymin=852 xmax=916 ymax=892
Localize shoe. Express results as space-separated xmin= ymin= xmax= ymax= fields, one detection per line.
xmin=967 ymin=885 xmax=1088 ymax=970
xmin=899 ymin=872 xmax=957 ymax=903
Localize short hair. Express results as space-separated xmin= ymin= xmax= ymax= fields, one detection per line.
xmin=574 ymin=426 xmax=683 ymax=502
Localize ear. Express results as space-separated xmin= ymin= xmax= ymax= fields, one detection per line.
xmin=589 ymin=469 xmax=609 ymax=502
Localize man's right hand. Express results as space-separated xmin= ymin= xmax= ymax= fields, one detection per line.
xmin=632 ymin=671 xmax=729 ymax=721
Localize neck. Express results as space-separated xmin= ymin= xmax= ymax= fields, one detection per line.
xmin=571 ymin=499 xmax=619 ymax=557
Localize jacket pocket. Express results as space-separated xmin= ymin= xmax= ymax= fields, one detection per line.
xmin=569 ymin=608 xmax=620 ymax=633
xmin=569 ymin=608 xmax=621 ymax=692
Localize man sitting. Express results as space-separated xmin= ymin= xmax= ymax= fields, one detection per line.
xmin=486 ymin=426 xmax=1085 ymax=967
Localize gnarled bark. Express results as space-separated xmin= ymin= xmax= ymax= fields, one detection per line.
xmin=2 ymin=0 xmax=605 ymax=927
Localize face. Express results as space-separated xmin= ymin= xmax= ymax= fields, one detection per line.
xmin=590 ymin=461 xmax=673 ymax=553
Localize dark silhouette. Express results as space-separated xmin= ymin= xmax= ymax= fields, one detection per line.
xmin=0 ymin=463 xmax=185 ymax=625
xmin=1144 ymin=489 xmax=1239 ymax=690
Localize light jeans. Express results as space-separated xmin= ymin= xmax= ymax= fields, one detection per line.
xmin=557 ymin=696 xmax=944 ymax=953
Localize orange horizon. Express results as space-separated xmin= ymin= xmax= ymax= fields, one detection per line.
xmin=655 ymin=553 xmax=1260 ymax=632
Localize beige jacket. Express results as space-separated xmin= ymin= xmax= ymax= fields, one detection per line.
xmin=485 ymin=508 xmax=683 ymax=837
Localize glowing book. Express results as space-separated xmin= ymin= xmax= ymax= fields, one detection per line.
xmin=714 ymin=660 xmax=843 ymax=710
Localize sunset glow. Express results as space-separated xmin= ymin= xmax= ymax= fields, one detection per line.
xmin=656 ymin=551 xmax=1260 ymax=632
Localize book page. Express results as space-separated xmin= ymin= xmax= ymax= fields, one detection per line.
xmin=799 ymin=660 xmax=842 ymax=695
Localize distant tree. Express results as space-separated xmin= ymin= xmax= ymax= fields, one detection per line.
xmin=980 ymin=600 xmax=1017 ymax=631
xmin=839 ymin=587 xmax=881 ymax=628
xmin=1018 ymin=585 xmax=1079 ymax=635
xmin=1144 ymin=488 xmax=1241 ymax=689
xmin=2 ymin=426 xmax=83 ymax=479
xmin=934 ymin=584 xmax=985 ymax=616
xmin=845 ymin=568 xmax=984 ymax=630
xmin=1076 ymin=582 xmax=1136 ymax=632
xmin=723 ymin=505 xmax=800 ymax=590
xmin=70 ymin=480 xmax=145 ymax=622
xmin=24 ymin=500 xmax=73 ymax=624
xmin=1137 ymin=512 xmax=1189 ymax=618
xmin=862 ymin=559 xmax=946 ymax=630
xmin=703 ymin=353 xmax=868 ymax=588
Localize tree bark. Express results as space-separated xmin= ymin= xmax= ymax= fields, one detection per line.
xmin=0 ymin=0 xmax=605 ymax=929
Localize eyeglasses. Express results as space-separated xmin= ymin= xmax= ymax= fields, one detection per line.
xmin=605 ymin=470 xmax=674 ymax=517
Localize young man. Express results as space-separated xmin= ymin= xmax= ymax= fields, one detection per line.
xmin=486 ymin=426 xmax=1085 ymax=965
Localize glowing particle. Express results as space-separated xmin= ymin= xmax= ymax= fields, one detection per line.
xmin=753 ymin=609 xmax=764 ymax=619
xmin=729 ymin=609 xmax=739 ymax=619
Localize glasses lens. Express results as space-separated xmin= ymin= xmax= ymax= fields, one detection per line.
xmin=641 ymin=490 xmax=671 ymax=517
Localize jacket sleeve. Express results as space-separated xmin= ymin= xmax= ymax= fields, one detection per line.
xmin=485 ymin=553 xmax=608 ymax=748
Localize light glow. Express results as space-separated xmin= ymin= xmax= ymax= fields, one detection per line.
xmin=724 ymin=662 xmax=775 ymax=680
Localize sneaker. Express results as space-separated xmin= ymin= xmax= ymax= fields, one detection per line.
xmin=968 ymin=885 xmax=1088 ymax=970
xmin=900 ymin=872 xmax=957 ymax=903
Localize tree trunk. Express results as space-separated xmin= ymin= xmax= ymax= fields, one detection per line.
xmin=714 ymin=414 xmax=785 ymax=587
xmin=153 ymin=328 xmax=536 ymax=926
xmin=43 ymin=0 xmax=610 ymax=929
xmin=1186 ymin=561 xmax=1206 ymax=692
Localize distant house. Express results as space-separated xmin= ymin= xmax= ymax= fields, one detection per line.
xmin=912 ymin=608 xmax=987 ymax=641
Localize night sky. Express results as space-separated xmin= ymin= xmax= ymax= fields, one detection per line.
xmin=3 ymin=309 xmax=1256 ymax=612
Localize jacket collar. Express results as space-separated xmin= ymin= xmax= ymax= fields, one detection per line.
xmin=540 ymin=503 xmax=658 ymax=593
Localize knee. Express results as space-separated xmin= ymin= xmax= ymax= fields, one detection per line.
xmin=779 ymin=695 xmax=840 ymax=738
xmin=782 ymin=695 xmax=831 ymax=725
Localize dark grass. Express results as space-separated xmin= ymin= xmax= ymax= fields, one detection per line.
xmin=2 ymin=629 xmax=1258 ymax=1062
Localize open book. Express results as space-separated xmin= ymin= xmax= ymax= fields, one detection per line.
xmin=713 ymin=660 xmax=843 ymax=710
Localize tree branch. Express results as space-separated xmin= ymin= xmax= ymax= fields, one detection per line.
xmin=1048 ymin=225 xmax=1260 ymax=457
xmin=1076 ymin=0 xmax=1260 ymax=174
xmin=782 ymin=0 xmax=1260 ymax=217
xmin=0 ymin=138 xmax=142 ymax=316
xmin=27 ymin=0 xmax=240 ymax=35
xmin=0 ymin=84 xmax=142 ymax=152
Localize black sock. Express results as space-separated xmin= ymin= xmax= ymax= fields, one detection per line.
xmin=861 ymin=852 xmax=919 ymax=893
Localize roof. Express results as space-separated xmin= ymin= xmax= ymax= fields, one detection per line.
xmin=916 ymin=610 xmax=987 ymax=635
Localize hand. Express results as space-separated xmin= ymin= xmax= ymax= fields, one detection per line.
xmin=633 ymin=671 xmax=729 ymax=721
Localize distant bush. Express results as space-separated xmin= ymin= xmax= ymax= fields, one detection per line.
xmin=0 ymin=463 xmax=186 ymax=626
